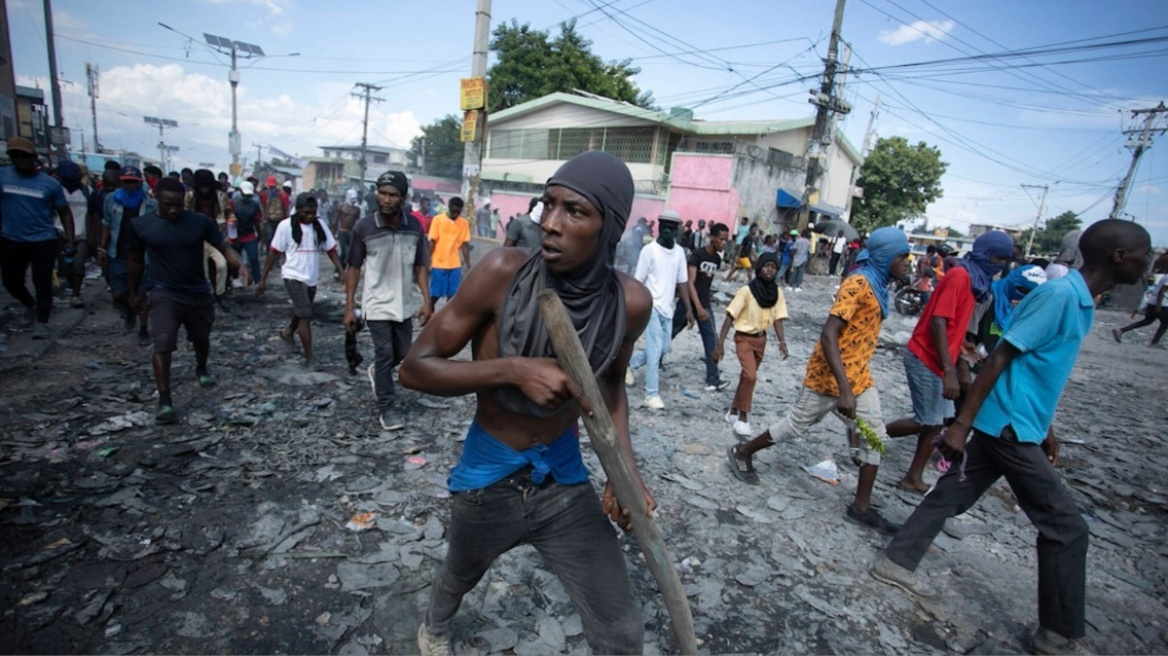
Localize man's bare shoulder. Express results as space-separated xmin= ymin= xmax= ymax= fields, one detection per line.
xmin=616 ymin=270 xmax=652 ymax=329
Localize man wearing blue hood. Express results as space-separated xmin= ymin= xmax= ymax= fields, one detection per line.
xmin=873 ymin=219 xmax=1152 ymax=656
xmin=885 ymin=230 xmax=1015 ymax=494
xmin=399 ymin=151 xmax=654 ymax=656
xmin=727 ymin=226 xmax=912 ymax=535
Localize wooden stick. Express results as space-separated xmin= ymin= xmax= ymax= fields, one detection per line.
xmin=537 ymin=290 xmax=698 ymax=655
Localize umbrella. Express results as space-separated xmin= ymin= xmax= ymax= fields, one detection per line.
xmin=812 ymin=219 xmax=859 ymax=242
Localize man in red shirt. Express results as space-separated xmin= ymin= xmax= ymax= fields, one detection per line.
xmin=886 ymin=231 xmax=1015 ymax=493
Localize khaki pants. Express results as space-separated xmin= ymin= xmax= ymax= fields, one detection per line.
xmin=765 ymin=386 xmax=887 ymax=466
xmin=204 ymin=242 xmax=227 ymax=297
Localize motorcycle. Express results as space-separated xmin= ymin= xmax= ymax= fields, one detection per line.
xmin=891 ymin=276 xmax=926 ymax=316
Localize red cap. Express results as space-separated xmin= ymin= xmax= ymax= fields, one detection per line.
xmin=265 ymin=175 xmax=278 ymax=186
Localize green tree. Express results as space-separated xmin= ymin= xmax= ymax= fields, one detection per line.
xmin=408 ymin=115 xmax=464 ymax=180
xmin=487 ymin=19 xmax=654 ymax=113
xmin=851 ymin=137 xmax=947 ymax=234
xmin=1028 ymin=210 xmax=1081 ymax=254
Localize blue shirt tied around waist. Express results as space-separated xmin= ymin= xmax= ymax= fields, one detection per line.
xmin=448 ymin=420 xmax=589 ymax=492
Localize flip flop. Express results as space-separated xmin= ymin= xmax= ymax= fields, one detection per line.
xmin=197 ymin=373 xmax=217 ymax=388
xmin=727 ymin=445 xmax=760 ymax=485
xmin=279 ymin=327 xmax=293 ymax=341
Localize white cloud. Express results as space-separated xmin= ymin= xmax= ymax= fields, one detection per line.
xmin=877 ymin=20 xmax=955 ymax=46
xmin=20 ymin=65 xmax=422 ymax=171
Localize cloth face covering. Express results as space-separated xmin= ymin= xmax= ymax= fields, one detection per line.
xmin=991 ymin=263 xmax=1046 ymax=331
xmin=749 ymin=252 xmax=780 ymax=309
xmin=958 ymin=231 xmax=1015 ymax=302
xmin=495 ymin=151 xmax=634 ymax=417
xmin=852 ymin=226 xmax=911 ymax=319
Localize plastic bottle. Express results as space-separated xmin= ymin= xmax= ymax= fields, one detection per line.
xmin=227 ymin=217 xmax=238 ymax=240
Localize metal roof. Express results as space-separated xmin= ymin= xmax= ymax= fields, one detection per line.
xmin=488 ymin=92 xmax=862 ymax=163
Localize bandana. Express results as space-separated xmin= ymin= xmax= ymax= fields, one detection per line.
xmin=851 ymin=227 xmax=910 ymax=319
xmin=112 ymin=186 xmax=145 ymax=209
xmin=495 ymin=151 xmax=633 ymax=417
xmin=958 ymin=231 xmax=1015 ymax=302
xmin=991 ymin=264 xmax=1046 ymax=331
xmin=749 ymin=252 xmax=780 ymax=309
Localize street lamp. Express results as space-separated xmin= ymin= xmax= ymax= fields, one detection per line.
xmin=144 ymin=116 xmax=178 ymax=171
xmin=201 ymin=33 xmax=264 ymax=172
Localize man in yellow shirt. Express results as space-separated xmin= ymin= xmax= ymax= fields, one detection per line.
xmin=427 ymin=196 xmax=471 ymax=313
xmin=713 ymin=251 xmax=789 ymax=437
xmin=726 ymin=226 xmax=912 ymax=536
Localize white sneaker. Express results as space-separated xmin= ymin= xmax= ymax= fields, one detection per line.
xmin=795 ymin=287 xmax=803 ymax=292
xmin=725 ymin=409 xmax=736 ymax=424
xmin=784 ymin=286 xmax=793 ymax=292
xmin=733 ymin=420 xmax=753 ymax=437
xmin=625 ymin=367 xmax=634 ymax=386
xmin=643 ymin=395 xmax=665 ymax=410
xmin=417 ymin=623 xmax=452 ymax=656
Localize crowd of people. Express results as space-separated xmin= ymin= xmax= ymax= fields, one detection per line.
xmin=0 ymin=139 xmax=1161 ymax=656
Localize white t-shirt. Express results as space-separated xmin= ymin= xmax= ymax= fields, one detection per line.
xmin=270 ymin=217 xmax=337 ymax=286
xmin=832 ymin=236 xmax=847 ymax=254
xmin=634 ymin=240 xmax=689 ymax=317
xmin=57 ymin=187 xmax=89 ymax=239
xmin=1142 ymin=273 xmax=1167 ymax=309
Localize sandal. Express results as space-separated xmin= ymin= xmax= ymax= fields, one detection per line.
xmin=279 ymin=327 xmax=293 ymax=341
xmin=197 ymin=373 xmax=217 ymax=388
xmin=727 ymin=445 xmax=760 ymax=485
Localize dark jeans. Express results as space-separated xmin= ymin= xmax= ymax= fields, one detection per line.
xmin=672 ymin=298 xmax=719 ymax=384
xmin=829 ymin=252 xmax=842 ymax=276
xmin=426 ymin=471 xmax=642 ymax=654
xmin=1121 ymin=306 xmax=1167 ymax=344
xmin=232 ymin=239 xmax=261 ymax=283
xmin=1 ymin=237 xmax=58 ymax=323
xmin=367 ymin=319 xmax=413 ymax=412
xmin=337 ymin=231 xmax=352 ymax=267
xmin=884 ymin=427 xmax=1087 ymax=639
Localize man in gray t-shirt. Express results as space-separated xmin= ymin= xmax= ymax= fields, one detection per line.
xmin=504 ymin=197 xmax=544 ymax=250
xmin=344 ymin=171 xmax=431 ymax=431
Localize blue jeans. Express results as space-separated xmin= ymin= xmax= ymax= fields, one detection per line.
xmin=629 ymin=307 xmax=671 ymax=397
xmin=426 ymin=471 xmax=643 ymax=654
xmin=232 ymin=240 xmax=260 ymax=283
xmin=777 ymin=261 xmax=791 ymax=285
xmin=790 ymin=263 xmax=806 ymax=288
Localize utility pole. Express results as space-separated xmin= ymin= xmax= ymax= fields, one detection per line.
xmin=352 ymin=82 xmax=384 ymax=188
xmin=1022 ymin=183 xmax=1048 ymax=257
xmin=43 ymin=0 xmax=66 ymax=158
xmin=199 ymin=32 xmax=276 ymax=173
xmin=1109 ymin=102 xmax=1168 ymax=220
xmin=842 ymin=94 xmax=877 ymax=224
xmin=797 ymin=0 xmax=850 ymax=231
xmin=86 ymin=63 xmax=100 ymax=152
xmin=462 ymin=0 xmax=491 ymax=204
xmin=251 ymin=142 xmax=263 ymax=172
xmin=144 ymin=116 xmax=178 ymax=172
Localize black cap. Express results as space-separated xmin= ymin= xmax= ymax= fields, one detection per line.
xmin=376 ymin=170 xmax=408 ymax=196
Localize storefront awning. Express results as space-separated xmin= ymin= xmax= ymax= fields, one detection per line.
xmin=776 ymin=188 xmax=801 ymax=209
xmin=810 ymin=204 xmax=841 ymax=219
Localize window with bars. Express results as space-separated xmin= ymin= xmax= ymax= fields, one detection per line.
xmin=489 ymin=126 xmax=660 ymax=163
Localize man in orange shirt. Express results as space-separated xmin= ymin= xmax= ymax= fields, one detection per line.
xmin=427 ymin=196 xmax=471 ymax=313
xmin=726 ymin=227 xmax=912 ymax=535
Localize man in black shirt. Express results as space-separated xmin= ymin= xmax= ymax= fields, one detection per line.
xmin=126 ymin=177 xmax=248 ymax=424
xmin=673 ymin=221 xmax=730 ymax=390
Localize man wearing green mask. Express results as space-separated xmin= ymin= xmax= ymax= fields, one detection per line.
xmin=627 ymin=209 xmax=693 ymax=409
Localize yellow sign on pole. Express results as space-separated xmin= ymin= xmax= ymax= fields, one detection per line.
xmin=461 ymin=110 xmax=479 ymax=142
xmin=460 ymin=77 xmax=486 ymax=110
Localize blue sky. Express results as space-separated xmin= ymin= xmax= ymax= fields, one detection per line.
xmin=8 ymin=0 xmax=1168 ymax=244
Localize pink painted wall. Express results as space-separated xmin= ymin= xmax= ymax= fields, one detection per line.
xmin=666 ymin=154 xmax=741 ymax=228
xmin=487 ymin=191 xmax=666 ymax=239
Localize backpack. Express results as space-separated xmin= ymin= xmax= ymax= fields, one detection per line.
xmin=263 ymin=191 xmax=285 ymax=222
xmin=234 ymin=198 xmax=261 ymax=236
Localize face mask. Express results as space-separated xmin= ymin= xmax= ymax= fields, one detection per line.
xmin=658 ymin=225 xmax=678 ymax=248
